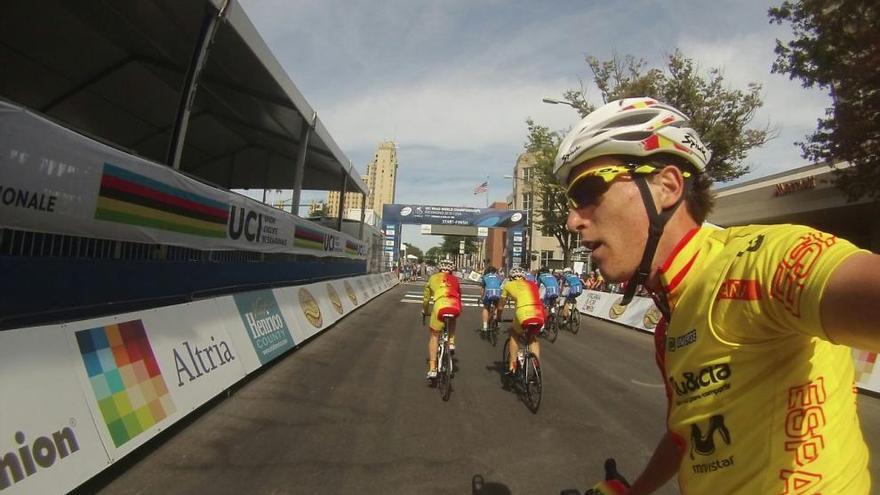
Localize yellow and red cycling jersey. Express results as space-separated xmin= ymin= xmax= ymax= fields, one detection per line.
xmin=500 ymin=278 xmax=545 ymax=334
xmin=655 ymin=224 xmax=870 ymax=494
xmin=423 ymin=272 xmax=461 ymax=331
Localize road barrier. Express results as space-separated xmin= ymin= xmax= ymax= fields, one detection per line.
xmin=0 ymin=272 xmax=398 ymax=494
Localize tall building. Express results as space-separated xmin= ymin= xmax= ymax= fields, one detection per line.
xmin=326 ymin=141 xmax=398 ymax=222
xmin=325 ymin=190 xmax=364 ymax=218
xmin=509 ymin=152 xmax=575 ymax=268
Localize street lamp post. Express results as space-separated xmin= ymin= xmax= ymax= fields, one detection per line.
xmin=541 ymin=97 xmax=578 ymax=108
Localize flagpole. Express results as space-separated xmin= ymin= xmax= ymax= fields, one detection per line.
xmin=485 ymin=175 xmax=489 ymax=207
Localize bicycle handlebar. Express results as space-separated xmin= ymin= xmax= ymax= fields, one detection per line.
xmin=560 ymin=458 xmax=630 ymax=495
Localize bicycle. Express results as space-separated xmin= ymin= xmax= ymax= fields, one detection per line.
xmin=502 ymin=325 xmax=542 ymax=413
xmin=485 ymin=299 xmax=500 ymax=347
xmin=563 ymin=297 xmax=581 ymax=334
xmin=423 ymin=312 xmax=455 ymax=401
xmin=542 ymin=300 xmax=559 ymax=343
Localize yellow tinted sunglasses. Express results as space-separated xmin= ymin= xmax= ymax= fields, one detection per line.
xmin=565 ymin=164 xmax=690 ymax=209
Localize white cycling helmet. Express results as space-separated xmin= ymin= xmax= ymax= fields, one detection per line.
xmin=438 ymin=259 xmax=455 ymax=272
xmin=563 ymin=267 xmax=572 ymax=274
xmin=553 ymin=97 xmax=711 ymax=184
xmin=508 ymin=266 xmax=525 ymax=279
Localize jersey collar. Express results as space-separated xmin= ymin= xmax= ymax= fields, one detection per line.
xmin=657 ymin=225 xmax=717 ymax=309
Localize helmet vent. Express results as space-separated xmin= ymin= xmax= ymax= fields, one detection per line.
xmin=614 ymin=131 xmax=652 ymax=142
xmin=610 ymin=113 xmax=657 ymax=127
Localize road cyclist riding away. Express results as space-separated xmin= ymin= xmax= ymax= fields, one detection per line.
xmin=479 ymin=265 xmax=504 ymax=338
xmin=554 ymin=97 xmax=880 ymax=494
xmin=560 ymin=267 xmax=584 ymax=329
xmin=421 ymin=259 xmax=462 ymax=380
xmin=537 ymin=266 xmax=561 ymax=339
xmin=497 ymin=266 xmax=545 ymax=377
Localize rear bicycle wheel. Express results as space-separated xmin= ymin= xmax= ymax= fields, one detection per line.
xmin=570 ymin=308 xmax=580 ymax=334
xmin=487 ymin=308 xmax=498 ymax=347
xmin=524 ymin=353 xmax=542 ymax=413
xmin=544 ymin=315 xmax=558 ymax=343
xmin=439 ymin=343 xmax=453 ymax=401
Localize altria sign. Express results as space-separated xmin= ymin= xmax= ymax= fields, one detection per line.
xmin=1 ymin=426 xmax=80 ymax=490
xmin=173 ymin=336 xmax=235 ymax=387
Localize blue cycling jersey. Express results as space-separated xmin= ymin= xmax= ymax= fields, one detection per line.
xmin=481 ymin=273 xmax=503 ymax=298
xmin=563 ymin=274 xmax=583 ymax=294
xmin=537 ymin=273 xmax=559 ymax=296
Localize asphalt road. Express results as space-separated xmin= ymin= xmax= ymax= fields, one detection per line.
xmin=79 ymin=281 xmax=880 ymax=495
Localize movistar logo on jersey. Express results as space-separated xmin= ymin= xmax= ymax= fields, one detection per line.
xmin=689 ymin=415 xmax=734 ymax=475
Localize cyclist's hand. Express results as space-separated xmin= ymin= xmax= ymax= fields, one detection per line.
xmin=585 ymin=458 xmax=630 ymax=494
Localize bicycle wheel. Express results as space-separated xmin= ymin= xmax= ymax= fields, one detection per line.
xmin=523 ymin=353 xmax=542 ymax=413
xmin=544 ymin=315 xmax=558 ymax=343
xmin=487 ymin=311 xmax=498 ymax=347
xmin=570 ymin=308 xmax=580 ymax=334
xmin=439 ymin=343 xmax=453 ymax=401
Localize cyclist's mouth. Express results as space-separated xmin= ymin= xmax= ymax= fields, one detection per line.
xmin=582 ymin=240 xmax=601 ymax=252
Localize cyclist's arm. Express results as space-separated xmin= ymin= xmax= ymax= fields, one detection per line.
xmin=422 ymin=282 xmax=432 ymax=315
xmin=820 ymin=252 xmax=880 ymax=351
xmin=626 ymin=432 xmax=683 ymax=495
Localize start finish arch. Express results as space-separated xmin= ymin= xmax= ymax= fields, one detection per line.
xmin=381 ymin=204 xmax=527 ymax=270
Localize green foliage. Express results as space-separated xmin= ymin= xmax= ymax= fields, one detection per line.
xmin=562 ymin=51 xmax=775 ymax=183
xmin=769 ymin=0 xmax=880 ymax=202
xmin=524 ymin=119 xmax=574 ymax=266
xmin=400 ymin=243 xmax=423 ymax=260
xmin=439 ymin=235 xmax=478 ymax=257
xmin=425 ymin=246 xmax=442 ymax=264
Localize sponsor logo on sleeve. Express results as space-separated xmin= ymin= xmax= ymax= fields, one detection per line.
xmin=771 ymin=232 xmax=837 ymax=318
xmin=717 ymin=279 xmax=761 ymax=301
xmin=667 ymin=329 xmax=697 ymax=352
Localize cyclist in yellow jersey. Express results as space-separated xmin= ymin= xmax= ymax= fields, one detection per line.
xmin=422 ymin=259 xmax=461 ymax=380
xmin=498 ymin=266 xmax=545 ymax=374
xmin=553 ymin=97 xmax=880 ymax=495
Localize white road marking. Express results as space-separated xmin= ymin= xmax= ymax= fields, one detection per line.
xmin=630 ymin=379 xmax=665 ymax=388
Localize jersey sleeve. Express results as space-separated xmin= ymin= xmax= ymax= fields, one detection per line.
xmin=721 ymin=225 xmax=865 ymax=340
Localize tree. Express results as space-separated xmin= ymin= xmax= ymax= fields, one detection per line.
xmin=526 ymin=51 xmax=775 ymax=264
xmin=425 ymin=246 xmax=442 ymax=265
xmin=769 ymin=0 xmax=880 ymax=202
xmin=562 ymin=51 xmax=775 ymax=183
xmin=400 ymin=242 xmax=423 ymax=261
xmin=524 ymin=119 xmax=575 ymax=267
xmin=439 ymin=235 xmax=478 ymax=257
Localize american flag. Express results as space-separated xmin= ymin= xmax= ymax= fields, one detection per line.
xmin=473 ymin=181 xmax=488 ymax=194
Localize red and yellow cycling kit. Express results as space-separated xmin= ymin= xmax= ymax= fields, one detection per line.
xmin=500 ymin=279 xmax=545 ymax=334
xmin=423 ymin=272 xmax=461 ymax=331
xmin=655 ymin=224 xmax=870 ymax=494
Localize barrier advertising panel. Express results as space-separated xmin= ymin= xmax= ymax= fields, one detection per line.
xmin=0 ymin=325 xmax=110 ymax=495
xmin=231 ymin=290 xmax=296 ymax=365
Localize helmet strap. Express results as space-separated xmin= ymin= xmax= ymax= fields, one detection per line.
xmin=621 ymin=175 xmax=689 ymax=308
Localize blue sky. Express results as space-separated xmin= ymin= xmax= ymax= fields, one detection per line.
xmin=238 ymin=0 xmax=830 ymax=251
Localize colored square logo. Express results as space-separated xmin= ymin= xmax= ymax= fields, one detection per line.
xmin=75 ymin=320 xmax=176 ymax=447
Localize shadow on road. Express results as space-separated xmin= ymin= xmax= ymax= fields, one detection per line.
xmin=472 ymin=474 xmax=512 ymax=495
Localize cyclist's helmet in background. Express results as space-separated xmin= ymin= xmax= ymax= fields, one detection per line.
xmin=438 ymin=259 xmax=455 ymax=272
xmin=508 ymin=266 xmax=525 ymax=279
xmin=553 ymin=97 xmax=711 ymax=184
xmin=563 ymin=267 xmax=572 ymax=274
xmin=486 ymin=266 xmax=498 ymax=274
